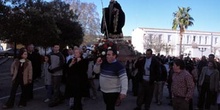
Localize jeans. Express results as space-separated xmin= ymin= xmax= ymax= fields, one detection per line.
xmin=50 ymin=76 xmax=62 ymax=103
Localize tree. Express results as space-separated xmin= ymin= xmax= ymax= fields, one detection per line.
xmin=48 ymin=0 xmax=84 ymax=48
xmin=0 ymin=1 xmax=11 ymax=40
xmin=1 ymin=0 xmax=62 ymax=47
xmin=0 ymin=0 xmax=84 ymax=50
xmin=172 ymin=7 xmax=194 ymax=57
xmin=68 ymin=0 xmax=101 ymax=38
xmin=22 ymin=0 xmax=60 ymax=47
xmin=143 ymin=34 xmax=165 ymax=54
xmin=57 ymin=18 xmax=83 ymax=47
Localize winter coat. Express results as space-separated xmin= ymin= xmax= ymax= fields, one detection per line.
xmin=65 ymin=58 xmax=90 ymax=98
xmin=11 ymin=59 xmax=33 ymax=85
xmin=198 ymin=66 xmax=219 ymax=92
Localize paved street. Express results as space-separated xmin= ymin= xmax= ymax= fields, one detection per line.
xmin=0 ymin=58 xmax=218 ymax=110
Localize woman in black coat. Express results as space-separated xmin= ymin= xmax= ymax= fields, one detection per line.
xmin=65 ymin=48 xmax=89 ymax=110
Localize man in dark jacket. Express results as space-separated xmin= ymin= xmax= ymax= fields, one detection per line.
xmin=154 ymin=58 xmax=167 ymax=105
xmin=27 ymin=44 xmax=42 ymax=100
xmin=134 ymin=49 xmax=160 ymax=110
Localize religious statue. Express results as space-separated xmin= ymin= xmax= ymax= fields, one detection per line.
xmin=101 ymin=0 xmax=125 ymax=39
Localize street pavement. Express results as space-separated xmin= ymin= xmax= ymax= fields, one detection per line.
xmin=0 ymin=79 xmax=174 ymax=110
xmin=0 ymin=58 xmax=218 ymax=110
xmin=0 ymin=57 xmax=9 ymax=65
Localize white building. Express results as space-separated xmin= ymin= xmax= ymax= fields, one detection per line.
xmin=131 ymin=27 xmax=220 ymax=58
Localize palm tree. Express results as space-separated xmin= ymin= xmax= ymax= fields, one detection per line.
xmin=172 ymin=7 xmax=194 ymax=57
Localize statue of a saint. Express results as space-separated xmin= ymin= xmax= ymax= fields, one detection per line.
xmin=101 ymin=0 xmax=125 ymax=39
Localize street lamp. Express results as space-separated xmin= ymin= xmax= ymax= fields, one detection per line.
xmin=164 ymin=44 xmax=171 ymax=55
xmin=198 ymin=47 xmax=207 ymax=56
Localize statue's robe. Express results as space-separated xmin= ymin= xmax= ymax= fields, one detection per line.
xmin=101 ymin=1 xmax=125 ymax=39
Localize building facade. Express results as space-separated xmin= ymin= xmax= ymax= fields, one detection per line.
xmin=131 ymin=27 xmax=220 ymax=58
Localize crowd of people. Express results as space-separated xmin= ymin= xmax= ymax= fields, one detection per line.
xmin=1 ymin=43 xmax=220 ymax=110
xmin=126 ymin=50 xmax=220 ymax=110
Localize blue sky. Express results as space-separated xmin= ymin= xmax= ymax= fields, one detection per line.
xmin=79 ymin=0 xmax=220 ymax=36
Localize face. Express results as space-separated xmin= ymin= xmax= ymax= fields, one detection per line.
xmin=21 ymin=52 xmax=28 ymax=59
xmin=208 ymin=56 xmax=214 ymax=61
xmin=53 ymin=45 xmax=60 ymax=53
xmin=202 ymin=56 xmax=206 ymax=60
xmin=27 ymin=44 xmax=34 ymax=52
xmin=146 ymin=51 xmax=152 ymax=59
xmin=74 ymin=49 xmax=81 ymax=58
xmin=68 ymin=48 xmax=73 ymax=55
xmin=208 ymin=62 xmax=214 ymax=68
xmin=173 ymin=63 xmax=180 ymax=73
xmin=44 ymin=56 xmax=49 ymax=62
xmin=106 ymin=50 xmax=116 ymax=63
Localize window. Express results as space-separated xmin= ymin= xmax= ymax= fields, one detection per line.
xmin=193 ymin=36 xmax=196 ymax=42
xmin=168 ymin=35 xmax=171 ymax=42
xmin=205 ymin=36 xmax=207 ymax=44
xmin=187 ymin=35 xmax=189 ymax=44
xmin=215 ymin=37 xmax=218 ymax=44
xmin=199 ymin=36 xmax=201 ymax=44
xmin=158 ymin=34 xmax=162 ymax=41
xmin=149 ymin=34 xmax=153 ymax=41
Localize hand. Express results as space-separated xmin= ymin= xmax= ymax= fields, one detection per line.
xmin=76 ymin=57 xmax=81 ymax=62
xmin=71 ymin=58 xmax=77 ymax=63
xmin=69 ymin=58 xmax=76 ymax=67
xmin=115 ymin=94 xmax=126 ymax=106
xmin=96 ymin=57 xmax=102 ymax=65
xmin=119 ymin=94 xmax=126 ymax=101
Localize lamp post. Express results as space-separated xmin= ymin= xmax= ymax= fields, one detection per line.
xmin=191 ymin=42 xmax=198 ymax=57
xmin=198 ymin=47 xmax=207 ymax=57
xmin=164 ymin=44 xmax=171 ymax=56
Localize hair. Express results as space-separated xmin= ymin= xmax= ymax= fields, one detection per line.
xmin=27 ymin=44 xmax=34 ymax=47
xmin=68 ymin=46 xmax=73 ymax=50
xmin=52 ymin=43 xmax=60 ymax=47
xmin=42 ymin=55 xmax=50 ymax=65
xmin=108 ymin=49 xmax=118 ymax=57
xmin=74 ymin=47 xmax=83 ymax=57
xmin=209 ymin=54 xmax=215 ymax=58
xmin=18 ymin=47 xmax=27 ymax=59
xmin=173 ymin=59 xmax=185 ymax=70
xmin=146 ymin=49 xmax=153 ymax=54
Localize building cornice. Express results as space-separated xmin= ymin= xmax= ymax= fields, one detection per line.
xmin=137 ymin=27 xmax=220 ymax=36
